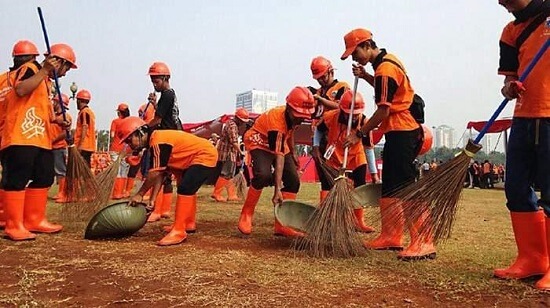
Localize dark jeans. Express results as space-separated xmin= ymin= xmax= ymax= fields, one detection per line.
xmin=382 ymin=128 xmax=422 ymax=196
xmin=318 ymin=163 xmax=366 ymax=191
xmin=249 ymin=150 xmax=300 ymax=193
xmin=1 ymin=145 xmax=54 ymax=191
xmin=505 ymin=118 xmax=550 ymax=215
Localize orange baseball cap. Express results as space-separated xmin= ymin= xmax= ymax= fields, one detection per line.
xmin=340 ymin=28 xmax=373 ymax=60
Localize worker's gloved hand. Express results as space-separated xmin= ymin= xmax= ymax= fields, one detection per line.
xmin=501 ymin=80 xmax=526 ymax=99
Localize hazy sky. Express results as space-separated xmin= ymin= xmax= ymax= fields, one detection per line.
xmin=1 ymin=0 xmax=514 ymax=148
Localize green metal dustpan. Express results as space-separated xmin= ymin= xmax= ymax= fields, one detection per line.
xmin=84 ymin=201 xmax=148 ymax=240
xmin=352 ymin=183 xmax=382 ymax=209
xmin=274 ymin=200 xmax=317 ymax=232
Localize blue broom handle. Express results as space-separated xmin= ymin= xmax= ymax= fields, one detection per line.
xmin=37 ymin=7 xmax=72 ymax=142
xmin=474 ymin=38 xmax=550 ymax=144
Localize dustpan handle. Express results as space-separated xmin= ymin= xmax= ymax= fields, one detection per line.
xmin=474 ymin=38 xmax=550 ymax=144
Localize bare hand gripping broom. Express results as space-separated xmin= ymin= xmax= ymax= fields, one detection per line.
xmin=387 ymin=38 xmax=550 ymax=243
xmin=38 ymin=7 xmax=99 ymax=221
xmin=293 ymin=77 xmax=364 ymax=258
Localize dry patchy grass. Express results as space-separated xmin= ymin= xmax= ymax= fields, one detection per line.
xmin=0 ymin=184 xmax=548 ymax=307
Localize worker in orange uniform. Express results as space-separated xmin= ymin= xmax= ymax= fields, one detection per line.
xmin=237 ymin=86 xmax=316 ymax=237
xmin=494 ymin=0 xmax=550 ymax=290
xmin=309 ymin=56 xmax=350 ymax=203
xmin=1 ymin=43 xmax=76 ymax=240
xmin=110 ymin=103 xmax=132 ymax=199
xmin=74 ymin=89 xmax=96 ymax=167
xmin=341 ymin=28 xmax=435 ymax=260
xmin=0 ymin=40 xmax=42 ymax=228
xmin=211 ymin=107 xmax=250 ymax=202
xmin=313 ymin=90 xmax=375 ymax=233
xmin=121 ymin=116 xmax=217 ymax=246
xmin=51 ymin=93 xmax=72 ymax=203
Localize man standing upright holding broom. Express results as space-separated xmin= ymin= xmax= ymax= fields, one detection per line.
xmin=494 ymin=0 xmax=550 ymax=290
xmin=1 ymin=43 xmax=75 ymax=240
xmin=342 ymin=28 xmax=436 ymax=260
xmin=211 ymin=107 xmax=250 ymax=203
xmin=144 ymin=61 xmax=183 ymax=222
xmin=237 ymin=86 xmax=316 ymax=237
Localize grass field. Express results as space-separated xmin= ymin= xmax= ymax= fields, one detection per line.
xmin=0 ymin=183 xmax=549 ymax=307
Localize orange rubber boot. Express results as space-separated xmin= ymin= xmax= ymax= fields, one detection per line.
xmin=211 ymin=177 xmax=228 ymax=202
xmin=123 ymin=178 xmax=135 ymax=198
xmin=147 ymin=189 xmax=164 ymax=222
xmin=398 ymin=205 xmax=436 ymax=261
xmin=111 ymin=178 xmax=125 ymax=200
xmin=0 ymin=189 xmax=5 ymax=229
xmin=535 ymin=216 xmax=550 ymax=290
xmin=238 ymin=187 xmax=262 ymax=235
xmin=23 ymin=188 xmax=63 ymax=233
xmin=4 ymin=190 xmax=36 ymax=240
xmin=53 ymin=177 xmax=64 ymax=200
xmin=494 ymin=211 xmax=549 ymax=279
xmin=354 ymin=208 xmax=375 ymax=233
xmin=226 ymin=180 xmax=241 ymax=202
xmin=55 ymin=177 xmax=71 ymax=203
xmin=319 ymin=190 xmax=329 ymax=205
xmin=273 ymin=192 xmax=305 ymax=237
xmin=161 ymin=192 xmax=172 ymax=218
xmin=158 ymin=194 xmax=193 ymax=246
xmin=364 ymin=198 xmax=404 ymax=250
xmin=185 ymin=194 xmax=197 ymax=233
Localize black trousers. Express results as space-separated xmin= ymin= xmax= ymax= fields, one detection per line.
xmin=1 ymin=145 xmax=54 ymax=191
xmin=382 ymin=128 xmax=422 ymax=196
xmin=176 ymin=165 xmax=217 ymax=195
xmin=249 ymin=150 xmax=300 ymax=193
xmin=127 ymin=163 xmax=140 ymax=178
xmin=80 ymin=150 xmax=93 ymax=168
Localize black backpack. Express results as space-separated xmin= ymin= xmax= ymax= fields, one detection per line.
xmin=381 ymin=58 xmax=425 ymax=124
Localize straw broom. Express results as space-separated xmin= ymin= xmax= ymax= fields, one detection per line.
xmin=387 ymin=38 xmax=550 ymax=244
xmin=293 ymin=77 xmax=364 ymax=258
xmin=37 ymin=7 xmax=99 ymax=207
xmin=232 ymin=163 xmax=247 ymax=199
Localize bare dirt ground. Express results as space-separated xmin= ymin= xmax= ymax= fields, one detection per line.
xmin=1 ymin=184 xmax=549 ymax=307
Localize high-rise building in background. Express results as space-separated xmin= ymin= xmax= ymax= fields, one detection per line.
xmin=236 ymin=89 xmax=279 ymax=113
xmin=433 ymin=125 xmax=455 ymax=148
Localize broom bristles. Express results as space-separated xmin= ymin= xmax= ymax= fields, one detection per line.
xmin=292 ymin=176 xmax=364 ymax=258
xmin=386 ymin=143 xmax=478 ymax=244
xmin=232 ymin=171 xmax=247 ymax=199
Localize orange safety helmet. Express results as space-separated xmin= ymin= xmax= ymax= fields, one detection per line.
xmin=53 ymin=93 xmax=70 ymax=108
xmin=12 ymin=40 xmax=40 ymax=57
xmin=46 ymin=43 xmax=77 ymax=68
xmin=418 ymin=124 xmax=433 ymax=156
xmin=148 ymin=61 xmax=171 ymax=76
xmin=235 ymin=107 xmax=250 ymax=122
xmin=118 ymin=116 xmax=146 ymax=144
xmin=339 ymin=90 xmax=365 ymax=115
xmin=76 ymin=89 xmax=91 ymax=101
xmin=286 ymin=86 xmax=316 ymax=118
xmin=116 ymin=103 xmax=129 ymax=111
xmin=310 ymin=56 xmax=333 ymax=79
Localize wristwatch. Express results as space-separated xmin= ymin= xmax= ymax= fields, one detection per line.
xmin=356 ymin=130 xmax=366 ymax=139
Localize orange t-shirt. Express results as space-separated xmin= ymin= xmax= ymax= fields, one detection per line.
xmin=498 ymin=12 xmax=550 ymax=117
xmin=373 ymin=51 xmax=419 ymax=133
xmin=318 ymin=109 xmax=367 ymax=170
xmin=244 ymin=106 xmax=293 ymax=156
xmin=109 ymin=117 xmax=125 ymax=152
xmin=148 ymin=130 xmax=218 ymax=172
xmin=1 ymin=62 xmax=55 ymax=150
xmin=0 ymin=71 xmax=13 ymax=144
xmin=312 ymin=80 xmax=350 ymax=119
xmin=51 ymin=113 xmax=72 ymax=149
xmin=75 ymin=106 xmax=96 ymax=152
xmin=139 ymin=103 xmax=156 ymax=122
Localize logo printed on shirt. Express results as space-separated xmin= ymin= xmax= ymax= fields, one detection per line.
xmin=21 ymin=107 xmax=45 ymax=139
xmin=545 ymin=17 xmax=550 ymax=36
